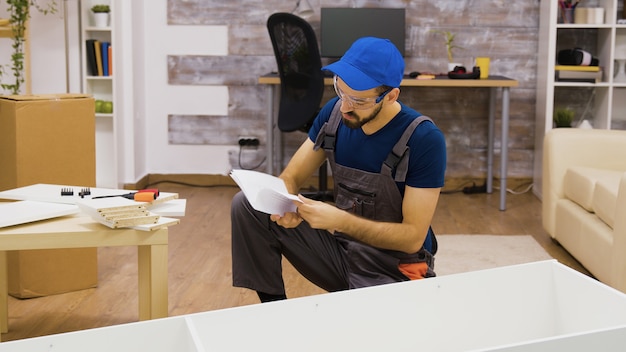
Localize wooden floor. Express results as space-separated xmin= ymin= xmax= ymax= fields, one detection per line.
xmin=1 ymin=182 xmax=590 ymax=342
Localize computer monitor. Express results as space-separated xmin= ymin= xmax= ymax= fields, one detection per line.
xmin=320 ymin=8 xmax=406 ymax=58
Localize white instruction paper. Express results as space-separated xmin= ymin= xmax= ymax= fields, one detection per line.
xmin=230 ymin=169 xmax=301 ymax=215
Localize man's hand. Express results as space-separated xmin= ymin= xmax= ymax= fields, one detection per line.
xmin=294 ymin=194 xmax=344 ymax=233
xmin=270 ymin=210 xmax=303 ymax=228
xmin=271 ymin=195 xmax=343 ymax=232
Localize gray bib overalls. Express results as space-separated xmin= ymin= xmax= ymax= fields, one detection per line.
xmin=231 ymin=102 xmax=437 ymax=296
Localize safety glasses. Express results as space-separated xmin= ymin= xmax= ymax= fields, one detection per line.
xmin=333 ymin=76 xmax=391 ymax=110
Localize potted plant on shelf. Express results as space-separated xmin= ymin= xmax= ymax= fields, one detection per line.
xmin=553 ymin=107 xmax=575 ymax=128
xmin=430 ymin=29 xmax=464 ymax=72
xmin=91 ymin=4 xmax=110 ymax=28
xmin=0 ymin=0 xmax=57 ymax=95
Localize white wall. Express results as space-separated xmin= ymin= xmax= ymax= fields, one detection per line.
xmin=2 ymin=0 xmax=234 ymax=185
xmin=1 ymin=1 xmax=79 ymax=94
xmin=137 ymin=0 xmax=231 ymax=181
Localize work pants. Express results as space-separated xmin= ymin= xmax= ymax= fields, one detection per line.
xmin=231 ymin=191 xmax=409 ymax=296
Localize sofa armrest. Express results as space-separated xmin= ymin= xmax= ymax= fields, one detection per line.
xmin=611 ymin=172 xmax=626 ymax=292
xmin=542 ymin=129 xmax=626 ymax=236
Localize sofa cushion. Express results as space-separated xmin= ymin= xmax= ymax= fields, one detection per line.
xmin=593 ymin=176 xmax=621 ymax=229
xmin=564 ymin=167 xmax=622 ymax=213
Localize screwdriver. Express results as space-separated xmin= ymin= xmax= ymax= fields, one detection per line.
xmin=140 ymin=188 xmax=160 ymax=197
xmin=92 ymin=191 xmax=157 ymax=202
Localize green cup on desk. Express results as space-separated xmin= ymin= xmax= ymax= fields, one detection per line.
xmin=476 ymin=57 xmax=490 ymax=79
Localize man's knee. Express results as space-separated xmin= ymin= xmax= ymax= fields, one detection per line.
xmin=231 ymin=191 xmax=249 ymax=216
xmin=231 ymin=191 xmax=264 ymax=227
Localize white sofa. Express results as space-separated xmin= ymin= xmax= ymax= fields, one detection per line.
xmin=542 ymin=128 xmax=626 ymax=293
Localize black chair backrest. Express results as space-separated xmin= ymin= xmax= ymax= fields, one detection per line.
xmin=267 ymin=13 xmax=325 ymax=133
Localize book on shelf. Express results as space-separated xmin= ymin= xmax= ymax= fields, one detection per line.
xmin=85 ymin=39 xmax=98 ymax=76
xmin=85 ymin=40 xmax=112 ymax=77
xmin=101 ymin=41 xmax=110 ymax=76
xmin=108 ymin=44 xmax=113 ymax=76
xmin=94 ymin=40 xmax=103 ymax=76
xmin=556 ymin=78 xmax=598 ymax=83
xmin=229 ymin=169 xmax=302 ymax=216
xmin=554 ymin=65 xmax=600 ymax=72
xmin=556 ymin=68 xmax=603 ymax=82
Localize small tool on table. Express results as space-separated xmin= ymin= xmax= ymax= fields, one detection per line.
xmin=92 ymin=189 xmax=158 ymax=202
xmin=61 ymin=188 xmax=74 ymax=196
xmin=60 ymin=187 xmax=92 ymax=197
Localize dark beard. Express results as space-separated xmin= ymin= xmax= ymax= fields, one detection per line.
xmin=341 ymin=103 xmax=383 ymax=129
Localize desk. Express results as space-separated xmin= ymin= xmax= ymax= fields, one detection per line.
xmin=0 ymin=215 xmax=169 ymax=341
xmin=258 ymin=74 xmax=519 ymax=210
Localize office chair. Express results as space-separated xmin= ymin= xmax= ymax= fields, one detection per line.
xmin=267 ymin=12 xmax=332 ymax=201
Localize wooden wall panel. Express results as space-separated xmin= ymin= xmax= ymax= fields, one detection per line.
xmin=166 ymin=0 xmax=541 ymax=180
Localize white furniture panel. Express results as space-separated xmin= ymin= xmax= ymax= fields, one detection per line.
xmin=1 ymin=261 xmax=625 ymax=351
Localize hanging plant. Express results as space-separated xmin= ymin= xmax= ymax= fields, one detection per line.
xmin=0 ymin=0 xmax=57 ymax=95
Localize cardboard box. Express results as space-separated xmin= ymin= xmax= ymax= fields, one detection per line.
xmin=7 ymin=249 xmax=98 ymax=298
xmin=0 ymin=94 xmax=96 ymax=190
xmin=0 ymin=94 xmax=98 ymax=298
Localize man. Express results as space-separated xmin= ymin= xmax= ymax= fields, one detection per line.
xmin=231 ymin=37 xmax=446 ymax=303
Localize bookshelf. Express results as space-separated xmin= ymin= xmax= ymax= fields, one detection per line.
xmin=80 ymin=0 xmax=117 ymax=188
xmin=534 ymin=0 xmax=626 ymax=197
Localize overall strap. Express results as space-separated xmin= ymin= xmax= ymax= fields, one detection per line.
xmin=313 ymin=100 xmax=342 ymax=152
xmin=383 ymin=116 xmax=433 ymax=182
xmin=314 ymin=103 xmax=434 ymax=183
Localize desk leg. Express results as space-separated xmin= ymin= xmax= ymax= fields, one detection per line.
xmin=138 ymin=243 xmax=168 ymax=320
xmin=0 ymin=251 xmax=6 ymax=338
xmin=487 ymin=88 xmax=496 ymax=194
xmin=266 ymin=85 xmax=275 ymax=175
xmin=500 ymin=87 xmax=511 ymax=211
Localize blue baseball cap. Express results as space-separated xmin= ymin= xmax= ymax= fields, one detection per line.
xmin=322 ymin=37 xmax=404 ymax=91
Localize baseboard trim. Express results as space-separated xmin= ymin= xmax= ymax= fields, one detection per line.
xmin=123 ymin=174 xmax=237 ymax=190
xmin=442 ymin=177 xmax=533 ymax=193
xmin=125 ymin=174 xmax=533 ymax=194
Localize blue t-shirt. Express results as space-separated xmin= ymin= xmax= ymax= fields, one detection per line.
xmin=308 ymin=97 xmax=446 ymax=192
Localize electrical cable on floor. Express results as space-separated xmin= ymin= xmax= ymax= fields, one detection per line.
xmin=440 ymin=180 xmax=479 ymax=194
xmin=139 ymin=145 xmax=267 ymax=189
xmin=493 ymin=182 xmax=534 ymax=195
xmin=442 ymin=180 xmax=534 ymax=195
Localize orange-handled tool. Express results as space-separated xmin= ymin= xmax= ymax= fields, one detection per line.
xmin=92 ymin=191 xmax=156 ymax=202
xmin=138 ymin=188 xmax=159 ymax=198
